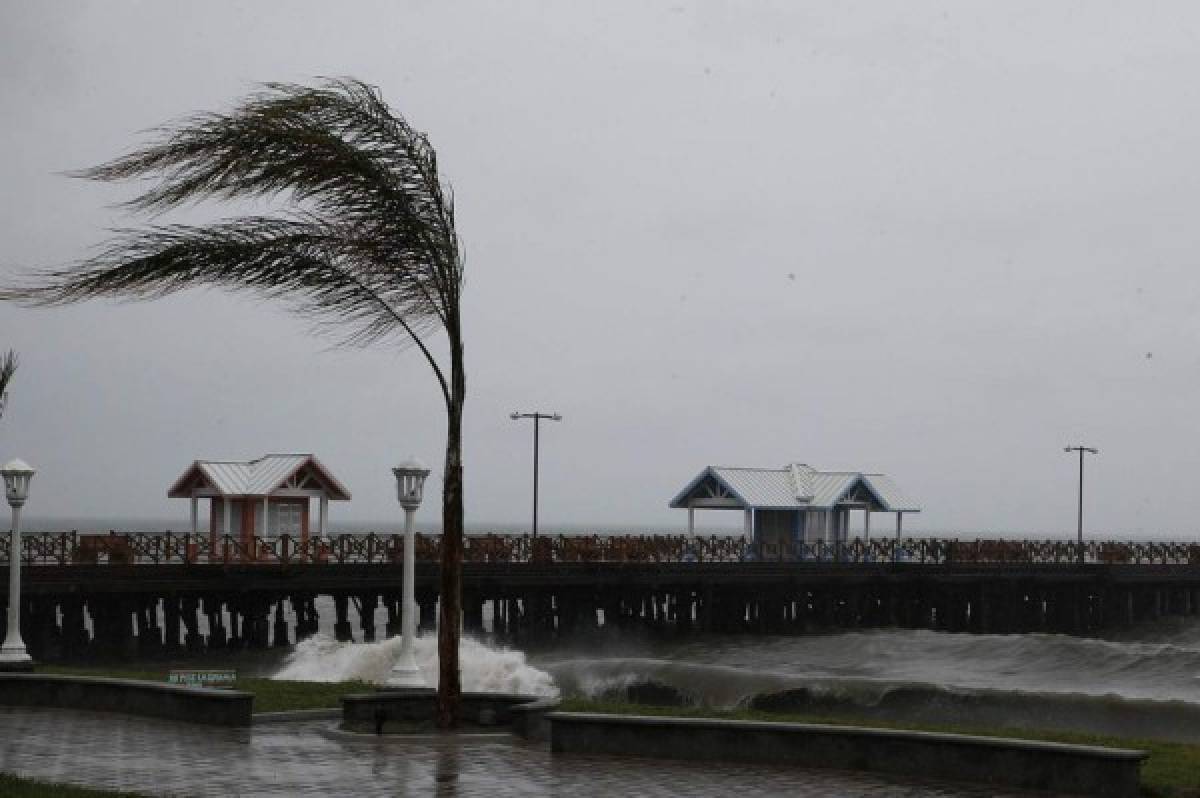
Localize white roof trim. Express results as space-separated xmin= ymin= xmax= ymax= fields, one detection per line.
xmin=667 ymin=467 xmax=753 ymax=509
xmin=825 ymin=473 xmax=886 ymax=510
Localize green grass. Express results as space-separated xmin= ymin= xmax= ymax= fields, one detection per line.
xmin=37 ymin=664 xmax=372 ymax=713
xmin=557 ymin=698 xmax=1200 ymax=798
xmin=234 ymin=676 xmax=373 ymax=713
xmin=0 ymin=772 xmax=152 ymax=797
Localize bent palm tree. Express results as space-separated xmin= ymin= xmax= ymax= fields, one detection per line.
xmin=0 ymin=79 xmax=466 ymax=727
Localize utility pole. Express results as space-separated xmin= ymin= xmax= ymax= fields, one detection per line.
xmin=1064 ymin=445 xmax=1098 ymax=561
xmin=510 ymin=411 xmax=562 ymax=538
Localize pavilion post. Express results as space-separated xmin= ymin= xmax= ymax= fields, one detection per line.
xmin=687 ymin=506 xmax=695 ymax=538
xmin=895 ymin=512 xmax=903 ymax=540
xmin=222 ymin=499 xmax=230 ymax=539
xmin=190 ymin=497 xmax=198 ymax=536
xmin=744 ymin=508 xmax=753 ymax=542
xmin=319 ymin=496 xmax=328 ymax=540
xmin=262 ymin=497 xmax=270 ymax=541
xmin=864 ymin=509 xmax=871 ymax=542
xmin=208 ymin=498 xmax=217 ymax=552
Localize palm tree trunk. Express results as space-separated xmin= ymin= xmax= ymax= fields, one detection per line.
xmin=436 ymin=333 xmax=465 ymax=728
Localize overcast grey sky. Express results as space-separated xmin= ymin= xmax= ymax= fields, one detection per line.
xmin=2 ymin=1 xmax=1199 ymax=535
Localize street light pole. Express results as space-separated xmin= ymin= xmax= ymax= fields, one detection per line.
xmin=1064 ymin=445 xmax=1098 ymax=561
xmin=510 ymin=411 xmax=562 ymax=538
xmin=0 ymin=459 xmax=34 ymax=669
xmin=388 ymin=457 xmax=430 ymax=688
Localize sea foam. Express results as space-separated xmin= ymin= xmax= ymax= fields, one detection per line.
xmin=272 ymin=633 xmax=559 ymax=697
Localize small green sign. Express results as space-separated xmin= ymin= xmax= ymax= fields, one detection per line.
xmin=167 ymin=669 xmax=236 ymax=687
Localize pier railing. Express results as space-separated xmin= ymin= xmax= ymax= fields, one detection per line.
xmin=1 ymin=532 xmax=1199 ymax=567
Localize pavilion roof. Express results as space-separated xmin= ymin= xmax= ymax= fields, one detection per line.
xmin=669 ymin=463 xmax=919 ymax=512
xmin=167 ymin=453 xmax=351 ymax=500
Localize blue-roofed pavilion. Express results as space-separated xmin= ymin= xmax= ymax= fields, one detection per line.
xmin=669 ymin=463 xmax=920 ymax=547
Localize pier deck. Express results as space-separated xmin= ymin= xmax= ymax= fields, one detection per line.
xmin=2 ymin=533 xmax=1199 ymax=659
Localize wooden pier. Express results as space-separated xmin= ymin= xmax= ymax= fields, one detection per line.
xmin=3 ymin=532 xmax=1200 ymax=661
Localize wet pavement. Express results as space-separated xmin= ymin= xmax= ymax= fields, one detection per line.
xmin=0 ymin=707 xmax=1035 ymax=797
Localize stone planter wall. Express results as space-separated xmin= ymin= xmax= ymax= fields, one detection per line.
xmin=548 ymin=712 xmax=1146 ymax=798
xmin=0 ymin=673 xmax=252 ymax=726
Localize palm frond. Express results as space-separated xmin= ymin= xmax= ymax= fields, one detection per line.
xmin=0 ymin=350 xmax=16 ymax=421
xmin=2 ymin=217 xmax=450 ymax=399
xmin=73 ymin=79 xmax=459 ymax=292
xmin=4 ymin=78 xmax=463 ymax=404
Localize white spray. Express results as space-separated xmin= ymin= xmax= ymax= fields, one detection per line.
xmin=272 ymin=634 xmax=559 ymax=697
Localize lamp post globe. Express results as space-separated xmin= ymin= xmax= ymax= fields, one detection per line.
xmin=2 ymin=459 xmax=33 ymax=508
xmin=0 ymin=459 xmax=35 ymax=669
xmin=394 ymin=457 xmax=430 ymax=511
xmin=388 ymin=457 xmax=430 ymax=687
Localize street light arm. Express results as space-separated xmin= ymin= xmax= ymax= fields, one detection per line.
xmin=511 ymin=411 xmax=562 ymax=422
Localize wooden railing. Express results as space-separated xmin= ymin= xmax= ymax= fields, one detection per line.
xmin=0 ymin=532 xmax=1199 ymax=567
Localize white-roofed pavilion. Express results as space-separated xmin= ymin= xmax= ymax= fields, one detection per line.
xmin=168 ymin=454 xmax=351 ymax=553
xmin=669 ymin=463 xmax=919 ymax=547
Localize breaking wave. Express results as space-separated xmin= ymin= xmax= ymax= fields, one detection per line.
xmin=544 ymin=656 xmax=1200 ymax=742
xmin=548 ymin=628 xmax=1200 ymax=701
xmin=271 ymin=620 xmax=1200 ymax=741
xmin=746 ymin=680 xmax=1200 ymax=742
xmin=272 ymin=634 xmax=559 ymax=697
xmin=540 ymin=624 xmax=1200 ymax=741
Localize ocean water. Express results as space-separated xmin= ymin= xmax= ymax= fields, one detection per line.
xmin=538 ymin=620 xmax=1200 ymax=740
xmin=269 ymin=613 xmax=1200 ymax=743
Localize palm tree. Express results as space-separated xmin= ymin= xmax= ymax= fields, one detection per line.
xmin=0 ymin=350 xmax=17 ymax=422
xmin=0 ymin=79 xmax=467 ymax=727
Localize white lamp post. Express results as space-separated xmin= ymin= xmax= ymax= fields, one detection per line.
xmin=0 ymin=459 xmax=34 ymax=669
xmin=388 ymin=457 xmax=430 ymax=687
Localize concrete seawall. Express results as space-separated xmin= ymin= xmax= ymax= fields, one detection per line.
xmin=548 ymin=712 xmax=1147 ymax=798
xmin=0 ymin=673 xmax=253 ymax=726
